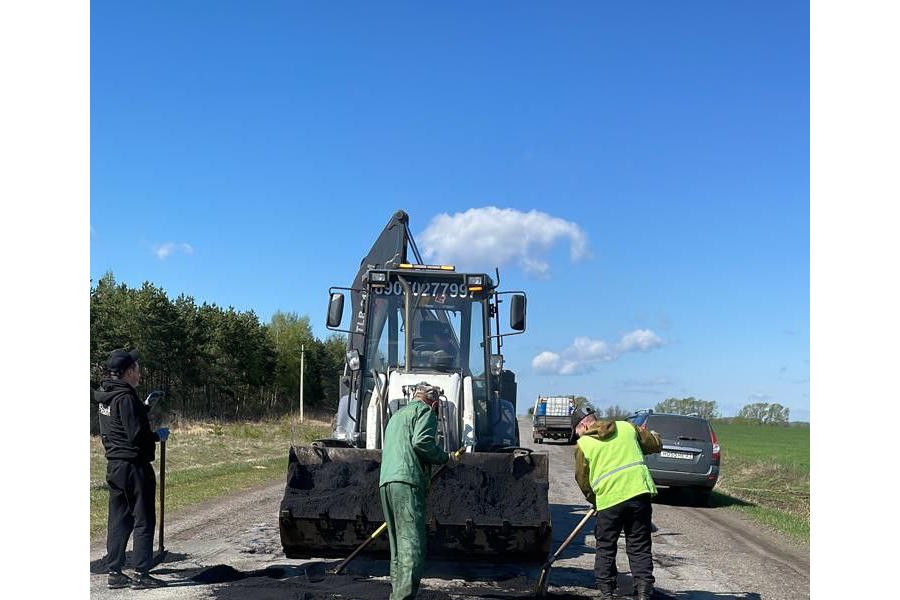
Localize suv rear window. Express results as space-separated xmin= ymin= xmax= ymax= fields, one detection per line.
xmin=645 ymin=415 xmax=710 ymax=440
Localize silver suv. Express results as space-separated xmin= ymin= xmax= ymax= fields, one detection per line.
xmin=627 ymin=410 xmax=720 ymax=506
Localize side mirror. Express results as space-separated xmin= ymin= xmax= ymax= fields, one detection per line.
xmin=327 ymin=292 xmax=345 ymax=328
xmin=509 ymin=294 xmax=526 ymax=331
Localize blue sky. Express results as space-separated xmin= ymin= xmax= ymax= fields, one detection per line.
xmin=90 ymin=1 xmax=809 ymax=420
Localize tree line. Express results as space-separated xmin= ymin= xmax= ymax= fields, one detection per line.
xmin=653 ymin=397 xmax=792 ymax=425
xmin=526 ymin=395 xmax=795 ymax=425
xmin=90 ymin=272 xmax=347 ymax=431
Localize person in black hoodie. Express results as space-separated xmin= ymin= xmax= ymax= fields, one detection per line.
xmin=95 ymin=349 xmax=169 ymax=589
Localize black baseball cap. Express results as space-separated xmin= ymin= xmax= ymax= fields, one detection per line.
xmin=572 ymin=406 xmax=596 ymax=424
xmin=106 ymin=349 xmax=140 ymax=373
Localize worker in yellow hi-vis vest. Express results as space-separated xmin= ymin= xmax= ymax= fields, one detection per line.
xmin=573 ymin=408 xmax=662 ymax=600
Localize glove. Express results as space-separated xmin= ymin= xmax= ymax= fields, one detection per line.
xmin=156 ymin=427 xmax=170 ymax=442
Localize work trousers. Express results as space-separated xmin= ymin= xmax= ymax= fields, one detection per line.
xmin=380 ymin=482 xmax=427 ymax=600
xmin=593 ymin=493 xmax=654 ymax=588
xmin=106 ymin=459 xmax=157 ymax=573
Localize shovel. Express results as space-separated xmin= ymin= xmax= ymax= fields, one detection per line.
xmin=152 ymin=437 xmax=168 ymax=567
xmin=328 ymin=521 xmax=387 ymax=575
xmin=146 ymin=389 xmax=168 ymax=568
xmin=534 ymin=508 xmax=597 ymax=598
xmin=328 ymin=447 xmax=466 ymax=575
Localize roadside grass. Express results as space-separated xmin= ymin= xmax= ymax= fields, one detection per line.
xmin=710 ymin=422 xmax=810 ymax=544
xmin=90 ymin=417 xmax=330 ymax=541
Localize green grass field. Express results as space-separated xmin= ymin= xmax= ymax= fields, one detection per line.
xmin=90 ymin=418 xmax=330 ymax=541
xmin=709 ymin=422 xmax=810 ymax=543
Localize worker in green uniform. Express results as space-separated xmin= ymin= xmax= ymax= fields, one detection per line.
xmin=379 ymin=384 xmax=459 ymax=600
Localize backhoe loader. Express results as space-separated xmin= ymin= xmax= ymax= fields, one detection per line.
xmin=279 ymin=210 xmax=550 ymax=561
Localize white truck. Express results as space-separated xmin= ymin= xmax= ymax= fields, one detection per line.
xmin=532 ymin=395 xmax=578 ymax=444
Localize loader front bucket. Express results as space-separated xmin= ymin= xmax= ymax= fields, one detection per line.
xmin=279 ymin=444 xmax=551 ymax=561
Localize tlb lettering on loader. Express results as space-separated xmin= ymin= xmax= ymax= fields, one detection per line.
xmin=278 ymin=210 xmax=551 ymax=561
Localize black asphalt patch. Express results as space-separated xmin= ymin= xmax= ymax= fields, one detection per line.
xmin=190 ymin=564 xmax=306 ymax=584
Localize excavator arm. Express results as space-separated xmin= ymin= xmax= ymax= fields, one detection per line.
xmin=346 ymin=210 xmax=422 ymax=354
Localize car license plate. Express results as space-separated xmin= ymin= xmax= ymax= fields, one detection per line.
xmin=660 ymin=450 xmax=693 ymax=460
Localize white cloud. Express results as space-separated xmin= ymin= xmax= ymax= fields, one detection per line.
xmin=532 ymin=351 xmax=561 ymax=373
xmin=748 ymin=392 xmax=771 ymax=402
xmin=418 ymin=207 xmax=589 ymax=276
xmin=154 ymin=242 xmax=194 ymax=260
xmin=617 ymin=329 xmax=663 ymax=352
xmin=532 ymin=330 xmax=664 ymax=375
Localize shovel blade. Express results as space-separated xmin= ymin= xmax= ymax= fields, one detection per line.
xmin=534 ymin=561 xmax=551 ymax=597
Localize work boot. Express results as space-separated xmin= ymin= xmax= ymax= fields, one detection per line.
xmin=131 ymin=572 xmax=168 ymax=589
xmin=597 ymin=580 xmax=616 ymax=600
xmin=633 ymin=579 xmax=654 ymax=600
xmin=108 ymin=570 xmax=135 ymax=589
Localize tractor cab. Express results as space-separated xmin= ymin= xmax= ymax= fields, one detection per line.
xmin=327 ymin=265 xmax=526 ymax=452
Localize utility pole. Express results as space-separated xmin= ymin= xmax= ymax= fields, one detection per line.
xmin=300 ymin=344 xmax=305 ymax=423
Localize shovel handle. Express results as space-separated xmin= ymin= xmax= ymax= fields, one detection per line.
xmin=430 ymin=447 xmax=466 ymax=480
xmin=158 ymin=439 xmax=166 ymax=553
xmin=549 ymin=508 xmax=596 ymax=563
xmin=331 ymin=522 xmax=387 ymax=574
xmin=535 ymin=508 xmax=597 ymax=597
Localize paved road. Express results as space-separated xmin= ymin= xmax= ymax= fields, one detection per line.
xmin=89 ymin=416 xmax=809 ymax=599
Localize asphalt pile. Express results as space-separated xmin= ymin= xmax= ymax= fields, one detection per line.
xmin=190 ymin=564 xmax=292 ymax=583
xmin=283 ymin=454 xmax=384 ymax=521
xmin=283 ymin=449 xmax=548 ymax=526
xmin=428 ymin=461 xmax=549 ymax=525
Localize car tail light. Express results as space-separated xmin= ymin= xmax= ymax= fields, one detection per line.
xmin=710 ymin=429 xmax=720 ymax=461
